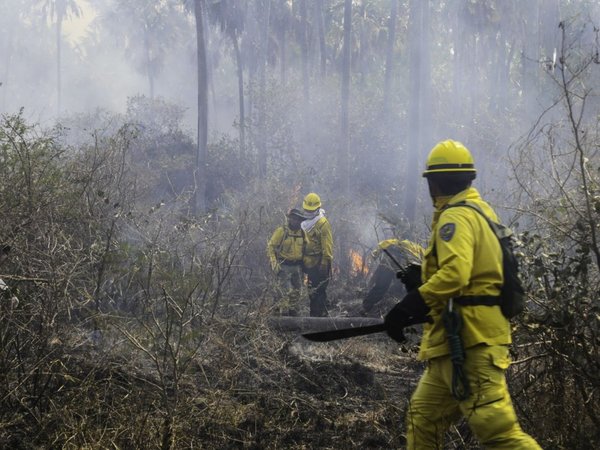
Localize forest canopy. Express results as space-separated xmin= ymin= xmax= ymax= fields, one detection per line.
xmin=0 ymin=0 xmax=599 ymax=448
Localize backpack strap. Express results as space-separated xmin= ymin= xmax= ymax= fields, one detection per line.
xmin=445 ymin=201 xmax=512 ymax=240
xmin=431 ymin=200 xmax=507 ymax=259
xmin=439 ymin=201 xmax=504 ymax=307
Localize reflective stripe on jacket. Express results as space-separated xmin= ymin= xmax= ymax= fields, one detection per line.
xmin=417 ymin=187 xmax=511 ymax=360
xmin=267 ymin=226 xmax=304 ymax=264
xmin=302 ymin=217 xmax=333 ymax=269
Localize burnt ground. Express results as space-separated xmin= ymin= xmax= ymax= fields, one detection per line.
xmin=0 ymin=315 xmax=484 ymax=449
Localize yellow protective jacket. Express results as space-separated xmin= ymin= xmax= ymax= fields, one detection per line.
xmin=267 ymin=225 xmax=304 ymax=265
xmin=375 ymin=238 xmax=424 ymax=270
xmin=417 ymin=187 xmax=511 ymax=360
xmin=303 ymin=217 xmax=333 ymax=269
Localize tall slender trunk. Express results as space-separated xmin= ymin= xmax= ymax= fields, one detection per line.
xmin=279 ymin=20 xmax=287 ymax=85
xmin=144 ymin=28 xmax=155 ymax=99
xmin=383 ymin=0 xmax=398 ymax=114
xmin=299 ymin=0 xmax=310 ymax=101
xmin=247 ymin=64 xmax=255 ymax=133
xmin=358 ymin=2 xmax=367 ymax=85
xmin=316 ymin=0 xmax=327 ymax=79
xmin=204 ymin=7 xmax=218 ymax=125
xmin=339 ymin=0 xmax=351 ymax=195
xmin=257 ymin=0 xmax=271 ymax=178
xmin=403 ymin=0 xmax=423 ymax=225
xmin=194 ymin=0 xmax=208 ymax=213
xmin=1 ymin=23 xmax=16 ymax=112
xmin=540 ymin=0 xmax=560 ymax=60
xmin=520 ymin=1 xmax=540 ymax=119
xmin=452 ymin=3 xmax=462 ymax=121
xmin=419 ymin=0 xmax=432 ymax=151
xmin=56 ymin=16 xmax=62 ymax=116
xmin=233 ymin=35 xmax=245 ymax=155
xmin=338 ymin=0 xmax=353 ymax=278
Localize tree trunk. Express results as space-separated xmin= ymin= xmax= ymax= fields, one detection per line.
xmin=144 ymin=28 xmax=155 ymax=99
xmin=257 ymin=0 xmax=271 ymax=178
xmin=279 ymin=18 xmax=287 ymax=85
xmin=1 ymin=22 xmax=16 ymax=112
xmin=358 ymin=1 xmax=367 ymax=85
xmin=56 ymin=16 xmax=62 ymax=116
xmin=383 ymin=0 xmax=398 ymax=114
xmin=204 ymin=8 xmax=218 ymax=126
xmin=419 ymin=0 xmax=432 ymax=152
xmin=339 ymin=0 xmax=352 ymax=196
xmin=193 ymin=0 xmax=208 ymax=213
xmin=299 ymin=0 xmax=310 ymax=101
xmin=233 ymin=36 xmax=245 ymax=155
xmin=452 ymin=2 xmax=462 ymax=122
xmin=520 ymin=1 xmax=540 ymax=119
xmin=540 ymin=0 xmax=560 ymax=60
xmin=403 ymin=0 xmax=424 ymax=225
xmin=316 ymin=0 xmax=327 ymax=79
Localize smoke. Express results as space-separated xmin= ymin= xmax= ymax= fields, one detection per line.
xmin=2 ymin=0 xmax=600 ymax=236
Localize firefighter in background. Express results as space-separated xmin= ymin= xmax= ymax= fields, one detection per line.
xmin=301 ymin=193 xmax=333 ymax=317
xmin=383 ymin=140 xmax=541 ymax=449
xmin=360 ymin=239 xmax=424 ymax=316
xmin=267 ymin=208 xmax=306 ymax=316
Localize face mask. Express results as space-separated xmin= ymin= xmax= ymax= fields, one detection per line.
xmin=303 ymin=209 xmax=318 ymax=219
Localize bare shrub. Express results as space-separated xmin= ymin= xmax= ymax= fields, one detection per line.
xmin=507 ymin=18 xmax=600 ymax=448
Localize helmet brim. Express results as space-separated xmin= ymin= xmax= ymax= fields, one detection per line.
xmin=422 ymin=168 xmax=477 ymax=177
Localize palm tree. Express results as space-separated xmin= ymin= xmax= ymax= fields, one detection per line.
xmin=99 ymin=0 xmax=185 ymax=100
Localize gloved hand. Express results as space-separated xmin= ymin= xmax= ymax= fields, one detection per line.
xmin=397 ymin=263 xmax=422 ymax=291
xmin=384 ymin=290 xmax=432 ymax=343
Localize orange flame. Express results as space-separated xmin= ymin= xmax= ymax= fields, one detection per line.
xmin=349 ymin=249 xmax=369 ymax=277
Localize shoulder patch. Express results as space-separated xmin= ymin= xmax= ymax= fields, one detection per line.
xmin=439 ymin=223 xmax=456 ymax=242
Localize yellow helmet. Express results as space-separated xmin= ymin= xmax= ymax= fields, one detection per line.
xmin=422 ymin=140 xmax=476 ymax=177
xmin=302 ymin=192 xmax=322 ymax=211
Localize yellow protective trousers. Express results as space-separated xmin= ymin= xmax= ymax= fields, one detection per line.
xmin=406 ymin=345 xmax=542 ymax=450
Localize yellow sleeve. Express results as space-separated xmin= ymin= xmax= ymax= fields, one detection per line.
xmin=267 ymin=227 xmax=284 ymax=261
xmin=378 ymin=238 xmax=401 ymax=250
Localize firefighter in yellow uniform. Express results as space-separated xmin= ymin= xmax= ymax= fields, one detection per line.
xmin=267 ymin=208 xmax=306 ymax=315
xmin=384 ymin=140 xmax=542 ymax=449
xmin=301 ymin=193 xmax=333 ymax=317
xmin=361 ymin=239 xmax=424 ymax=316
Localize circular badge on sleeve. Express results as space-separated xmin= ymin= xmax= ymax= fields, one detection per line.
xmin=439 ymin=223 xmax=456 ymax=242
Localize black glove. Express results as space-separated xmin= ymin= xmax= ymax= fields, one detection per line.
xmin=397 ymin=263 xmax=422 ymax=291
xmin=384 ymin=290 xmax=432 ymax=343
